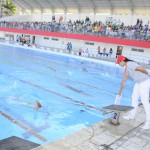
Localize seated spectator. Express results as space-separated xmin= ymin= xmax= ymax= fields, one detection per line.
xmin=103 ymin=47 xmax=109 ymax=57
xmin=97 ymin=46 xmax=102 ymax=56
xmin=82 ymin=48 xmax=89 ymax=57
xmin=103 ymin=48 xmax=106 ymax=56
xmin=97 ymin=46 xmax=100 ymax=53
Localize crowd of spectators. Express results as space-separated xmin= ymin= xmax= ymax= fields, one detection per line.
xmin=0 ymin=16 xmax=150 ymax=41
xmin=9 ymin=34 xmax=31 ymax=46
xmin=97 ymin=46 xmax=113 ymax=58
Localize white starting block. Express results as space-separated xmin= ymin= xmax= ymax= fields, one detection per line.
xmin=103 ymin=104 xmax=134 ymax=126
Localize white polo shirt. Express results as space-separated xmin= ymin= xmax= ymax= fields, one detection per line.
xmin=126 ymin=61 xmax=149 ymax=83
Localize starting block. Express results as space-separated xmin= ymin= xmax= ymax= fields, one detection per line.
xmin=103 ymin=104 xmax=134 ymax=126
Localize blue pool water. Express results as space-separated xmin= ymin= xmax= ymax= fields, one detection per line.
xmin=0 ymin=43 xmax=133 ymax=144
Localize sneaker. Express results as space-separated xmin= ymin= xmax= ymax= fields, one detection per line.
xmin=142 ymin=122 xmax=150 ymax=130
xmin=123 ymin=115 xmax=134 ymax=121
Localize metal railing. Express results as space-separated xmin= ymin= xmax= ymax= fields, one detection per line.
xmin=0 ymin=21 xmax=150 ymax=41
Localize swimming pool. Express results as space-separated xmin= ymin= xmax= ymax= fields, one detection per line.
xmin=0 ymin=43 xmax=133 ymax=144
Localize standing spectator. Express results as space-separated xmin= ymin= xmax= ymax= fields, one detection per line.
xmin=139 ymin=19 xmax=143 ymax=28
xmin=67 ymin=42 xmax=72 ymax=53
xmin=136 ymin=19 xmax=140 ymax=26
xmin=59 ymin=16 xmax=63 ymax=24
xmin=103 ymin=47 xmax=106 ymax=57
xmin=27 ymin=37 xmax=31 ymax=46
xmin=109 ymin=48 xmax=113 ymax=57
xmin=16 ymin=35 xmax=19 ymax=42
xmin=69 ymin=42 xmax=72 ymax=53
xmin=52 ymin=15 xmax=55 ymax=22
xmin=67 ymin=42 xmax=69 ymax=51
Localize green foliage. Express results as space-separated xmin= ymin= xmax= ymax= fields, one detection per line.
xmin=2 ymin=0 xmax=16 ymax=15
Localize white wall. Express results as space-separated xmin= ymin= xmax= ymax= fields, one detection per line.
xmin=0 ymin=30 xmax=149 ymax=64
xmin=34 ymin=34 xmax=150 ymax=63
xmin=0 ymin=32 xmax=5 ymax=38
xmin=65 ymin=13 xmax=79 ymax=22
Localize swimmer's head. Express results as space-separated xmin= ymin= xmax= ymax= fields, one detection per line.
xmin=35 ymin=100 xmax=42 ymax=110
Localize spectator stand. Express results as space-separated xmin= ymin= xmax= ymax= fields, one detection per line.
xmin=0 ymin=16 xmax=150 ymax=41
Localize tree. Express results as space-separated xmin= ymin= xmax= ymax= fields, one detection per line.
xmin=2 ymin=0 xmax=16 ymax=16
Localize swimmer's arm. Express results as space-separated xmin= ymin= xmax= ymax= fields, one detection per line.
xmin=26 ymin=103 xmax=35 ymax=108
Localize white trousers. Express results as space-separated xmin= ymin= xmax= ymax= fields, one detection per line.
xmin=130 ymin=78 xmax=150 ymax=122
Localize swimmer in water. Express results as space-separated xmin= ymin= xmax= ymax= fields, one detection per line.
xmin=34 ymin=100 xmax=42 ymax=111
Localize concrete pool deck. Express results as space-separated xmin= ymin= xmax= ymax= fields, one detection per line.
xmin=32 ymin=105 xmax=150 ymax=150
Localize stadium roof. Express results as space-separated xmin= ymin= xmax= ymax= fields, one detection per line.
xmin=11 ymin=0 xmax=150 ymax=14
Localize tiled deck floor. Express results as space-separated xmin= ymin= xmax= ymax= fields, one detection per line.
xmin=32 ymin=106 xmax=150 ymax=150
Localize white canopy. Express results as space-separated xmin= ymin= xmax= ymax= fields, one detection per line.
xmin=11 ymin=0 xmax=150 ymax=15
